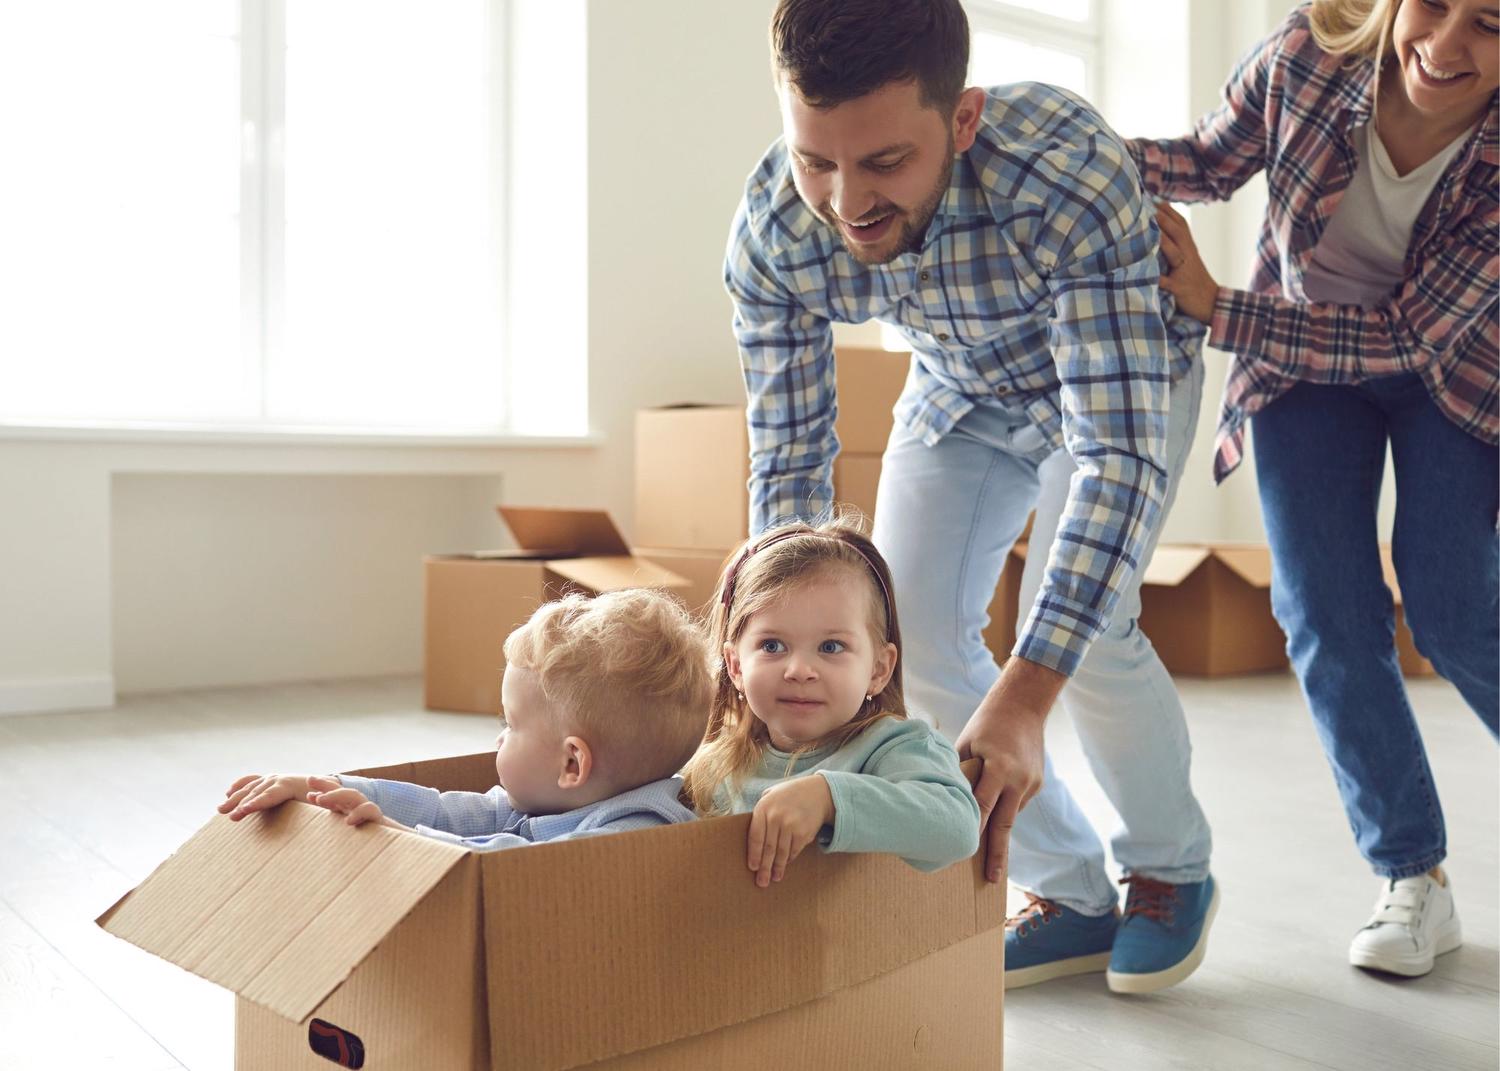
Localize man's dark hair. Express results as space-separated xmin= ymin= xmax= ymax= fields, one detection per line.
xmin=770 ymin=0 xmax=970 ymax=112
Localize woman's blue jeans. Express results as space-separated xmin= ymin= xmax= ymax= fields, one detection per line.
xmin=1253 ymin=373 xmax=1499 ymax=878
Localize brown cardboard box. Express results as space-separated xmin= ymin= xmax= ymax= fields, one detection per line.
xmin=632 ymin=546 xmax=734 ymax=620
xmin=988 ymin=541 xmax=1434 ymax=679
xmin=634 ymin=405 xmax=749 ymax=552
xmin=833 ymin=346 xmax=911 ymax=454
xmin=831 ymin=453 xmax=883 ymax=522
xmin=425 ymin=508 xmax=687 ymax=714
xmin=990 ymin=543 xmax=1286 ymax=676
xmin=99 ymin=754 xmax=1005 ymax=1071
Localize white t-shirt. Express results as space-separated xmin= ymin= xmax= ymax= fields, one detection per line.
xmin=1302 ymin=120 xmax=1473 ymax=309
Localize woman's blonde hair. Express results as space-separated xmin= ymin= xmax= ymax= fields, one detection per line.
xmin=679 ymin=514 xmax=906 ymax=815
xmin=1308 ymin=0 xmax=1400 ymax=63
xmin=503 ymin=588 xmax=715 ymax=787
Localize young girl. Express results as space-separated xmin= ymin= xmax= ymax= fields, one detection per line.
xmin=681 ymin=518 xmax=980 ymax=888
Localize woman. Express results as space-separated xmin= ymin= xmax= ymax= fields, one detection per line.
xmin=1126 ymin=0 xmax=1497 ymax=977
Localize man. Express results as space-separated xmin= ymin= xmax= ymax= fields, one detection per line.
xmin=724 ymin=0 xmax=1216 ymax=994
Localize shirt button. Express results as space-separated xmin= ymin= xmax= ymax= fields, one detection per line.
xmin=996 ymin=385 xmax=1009 ymax=396
xmin=937 ymin=332 xmax=949 ymax=341
xmin=919 ymin=270 xmax=930 ymax=281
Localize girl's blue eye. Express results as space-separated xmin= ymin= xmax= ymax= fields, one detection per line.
xmin=819 ymin=639 xmax=846 ymax=654
xmin=759 ymin=638 xmax=786 ymax=654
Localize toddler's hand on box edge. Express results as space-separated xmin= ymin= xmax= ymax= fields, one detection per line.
xmin=219 ymin=773 xmax=312 ymax=821
xmin=307 ymin=780 xmax=386 ymax=828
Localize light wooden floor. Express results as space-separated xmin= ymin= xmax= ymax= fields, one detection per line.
xmin=0 ymin=674 xmax=1494 ymax=1070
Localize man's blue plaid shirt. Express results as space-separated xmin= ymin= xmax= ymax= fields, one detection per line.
xmin=724 ymin=83 xmax=1203 ymax=676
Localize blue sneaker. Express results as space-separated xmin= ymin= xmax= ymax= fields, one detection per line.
xmin=1107 ymin=873 xmax=1219 ymax=994
xmin=1004 ymin=894 xmax=1119 ymax=989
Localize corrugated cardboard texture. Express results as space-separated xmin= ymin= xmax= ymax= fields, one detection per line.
xmin=585 ymin=929 xmax=1003 ymax=1070
xmin=832 ymin=453 xmax=882 ymax=522
xmin=634 ymin=406 xmax=749 ymax=551
xmin=98 ymin=803 xmax=467 ymax=1023
xmin=633 ymin=546 xmax=734 ymax=619
xmin=235 ymin=858 xmax=487 ymax=1070
xmin=478 ymin=810 xmax=1000 ymax=1069
xmin=833 ymin=347 xmax=911 ymax=454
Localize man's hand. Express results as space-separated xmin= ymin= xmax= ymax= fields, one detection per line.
xmin=305 ymin=776 xmax=405 ymax=830
xmin=219 ymin=773 xmax=319 ymax=820
xmin=746 ymin=774 xmax=835 ymax=888
xmin=1155 ymin=202 xmax=1219 ymax=325
xmin=955 ymin=657 xmax=1065 ymax=884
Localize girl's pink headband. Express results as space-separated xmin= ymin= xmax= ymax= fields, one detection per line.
xmin=719 ymin=529 xmax=895 ymax=640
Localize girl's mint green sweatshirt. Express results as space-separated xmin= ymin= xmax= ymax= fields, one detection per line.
xmin=717 ymin=716 xmax=981 ymax=872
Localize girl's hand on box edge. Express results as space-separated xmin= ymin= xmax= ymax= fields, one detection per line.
xmin=746 ymin=775 xmax=834 ymax=888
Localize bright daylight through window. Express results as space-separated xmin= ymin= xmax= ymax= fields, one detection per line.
xmin=0 ymin=1 xmax=507 ymax=435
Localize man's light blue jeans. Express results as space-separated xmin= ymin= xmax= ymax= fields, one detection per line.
xmin=872 ymin=359 xmax=1211 ymax=915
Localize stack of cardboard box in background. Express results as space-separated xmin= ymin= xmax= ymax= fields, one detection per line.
xmin=427 ymin=346 xmax=1432 ymax=716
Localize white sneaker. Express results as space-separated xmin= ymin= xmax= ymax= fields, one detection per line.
xmin=1348 ymin=873 xmax=1462 ymax=977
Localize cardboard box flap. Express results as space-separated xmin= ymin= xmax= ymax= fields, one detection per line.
xmin=546 ymin=555 xmax=689 ymax=594
xmin=1212 ymin=546 xmax=1274 ymax=589
xmin=1141 ymin=545 xmax=1212 ymax=586
xmin=497 ymin=507 xmax=631 ymax=557
xmin=478 ymin=786 xmax=1001 ymax=1069
xmin=97 ymin=802 xmax=467 ymax=1024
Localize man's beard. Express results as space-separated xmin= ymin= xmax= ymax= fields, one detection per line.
xmin=826 ymin=134 xmax=955 ymax=266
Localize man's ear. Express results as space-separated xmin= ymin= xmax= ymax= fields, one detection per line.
xmin=951 ymin=86 xmax=987 ymax=153
xmin=722 ymin=642 xmax=744 ymax=692
xmin=868 ymin=641 xmax=898 ymax=699
xmin=558 ymin=736 xmax=593 ymax=790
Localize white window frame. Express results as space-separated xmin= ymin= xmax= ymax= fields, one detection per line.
xmin=962 ymin=1 xmax=1103 ymax=101
xmin=1 ymin=0 xmax=524 ymax=445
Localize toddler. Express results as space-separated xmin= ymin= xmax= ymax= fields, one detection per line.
xmin=681 ymin=518 xmax=980 ymax=886
xmin=220 ymin=587 xmax=714 ymax=850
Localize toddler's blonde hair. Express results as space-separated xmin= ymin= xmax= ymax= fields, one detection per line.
xmin=503 ymin=588 xmax=714 ymax=788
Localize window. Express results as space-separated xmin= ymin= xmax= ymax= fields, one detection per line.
xmin=0 ymin=1 xmax=510 ymax=434
xmin=964 ymin=0 xmax=1099 ymax=100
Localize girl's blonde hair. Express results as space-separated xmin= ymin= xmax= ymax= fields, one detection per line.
xmin=679 ymin=514 xmax=906 ymax=815
xmin=1308 ymin=0 xmax=1399 ymax=63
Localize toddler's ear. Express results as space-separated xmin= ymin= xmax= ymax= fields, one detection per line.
xmin=558 ymin=736 xmax=593 ymax=789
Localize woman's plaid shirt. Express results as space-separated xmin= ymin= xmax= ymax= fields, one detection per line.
xmin=1127 ymin=4 xmax=1498 ymax=482
xmin=724 ymin=83 xmax=1202 ymax=676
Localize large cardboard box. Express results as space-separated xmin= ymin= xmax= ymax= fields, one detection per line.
xmin=990 ymin=541 xmax=1434 ymax=678
xmin=831 ymin=453 xmax=883 ymax=522
xmin=833 ymin=346 xmax=911 ymax=454
xmin=631 ymin=546 xmax=734 ymax=620
xmin=984 ymin=543 xmax=1286 ymax=675
xmin=634 ymin=406 xmax=749 ymax=552
xmin=425 ymin=508 xmax=687 ymax=714
xmin=98 ymin=753 xmax=1005 ymax=1071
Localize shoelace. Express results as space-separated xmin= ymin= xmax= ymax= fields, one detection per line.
xmin=1006 ymin=893 xmax=1061 ymax=938
xmin=1120 ymin=875 xmax=1178 ymax=924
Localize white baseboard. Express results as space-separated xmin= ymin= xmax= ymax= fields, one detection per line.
xmin=0 ymin=675 xmax=115 ymax=717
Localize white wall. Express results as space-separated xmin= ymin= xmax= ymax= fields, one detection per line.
xmin=0 ymin=1 xmax=1303 ymax=714
xmin=0 ymin=0 xmax=775 ymax=714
